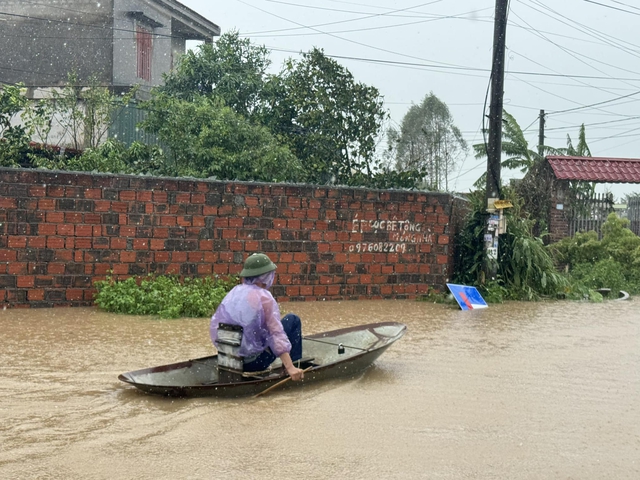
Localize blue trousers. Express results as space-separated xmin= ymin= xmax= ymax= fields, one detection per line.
xmin=244 ymin=314 xmax=302 ymax=372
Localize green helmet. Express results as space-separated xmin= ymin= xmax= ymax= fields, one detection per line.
xmin=239 ymin=253 xmax=277 ymax=277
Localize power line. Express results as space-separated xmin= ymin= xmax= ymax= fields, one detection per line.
xmin=509 ymin=10 xmax=640 ymax=79
xmin=0 ymin=10 xmax=179 ymax=40
xmin=247 ymin=11 xmax=492 ymax=38
xmin=262 ymin=0 xmax=447 ymax=18
xmin=234 ymin=0 xmax=490 ymax=71
xmin=545 ymin=116 xmax=640 ymax=131
xmin=548 ymin=90 xmax=640 ymax=115
xmin=509 ymin=7 xmax=640 ymax=103
xmin=241 ymin=0 xmax=457 ymax=35
xmin=16 ymin=0 xmax=105 ymax=16
xmin=266 ymin=46 xmax=640 ymax=82
xmin=581 ymin=0 xmax=640 ymax=16
xmin=525 ymin=0 xmax=640 ymax=58
xmin=588 ymin=126 xmax=640 ymax=143
xmin=608 ymin=0 xmax=640 ymax=11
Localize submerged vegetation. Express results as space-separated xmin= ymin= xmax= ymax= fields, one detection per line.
xmin=549 ymin=213 xmax=640 ymax=295
xmin=94 ymin=274 xmax=237 ymax=319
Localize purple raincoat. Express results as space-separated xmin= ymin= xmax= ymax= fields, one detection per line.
xmin=210 ymin=283 xmax=291 ymax=358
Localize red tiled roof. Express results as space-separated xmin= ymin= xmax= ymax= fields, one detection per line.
xmin=547 ymin=156 xmax=640 ymax=183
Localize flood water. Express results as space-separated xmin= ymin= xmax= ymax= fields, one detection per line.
xmin=1 ymin=299 xmax=639 ymax=479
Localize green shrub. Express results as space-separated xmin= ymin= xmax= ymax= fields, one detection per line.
xmin=454 ymin=187 xmax=568 ymax=301
xmin=569 ymin=258 xmax=626 ymax=293
xmin=549 ymin=213 xmax=640 ymax=295
xmin=94 ymin=274 xmax=238 ymax=319
xmin=547 ymin=230 xmax=604 ymax=267
xmin=31 ymin=139 xmax=165 ymax=175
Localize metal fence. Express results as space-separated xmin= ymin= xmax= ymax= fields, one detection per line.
xmin=568 ymin=192 xmax=614 ymax=239
xmin=109 ymin=104 xmax=160 ymax=147
xmin=628 ymin=196 xmax=640 ymax=236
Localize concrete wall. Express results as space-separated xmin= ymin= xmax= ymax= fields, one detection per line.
xmin=0 ymin=0 xmax=114 ymax=86
xmin=0 ymin=0 xmax=206 ymax=93
xmin=113 ymin=0 xmax=176 ymax=94
xmin=0 ymin=168 xmax=469 ymax=308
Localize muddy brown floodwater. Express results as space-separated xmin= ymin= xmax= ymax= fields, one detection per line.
xmin=1 ymin=299 xmax=639 ymax=479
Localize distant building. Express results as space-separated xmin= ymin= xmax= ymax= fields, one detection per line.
xmin=0 ymin=0 xmax=220 ymax=96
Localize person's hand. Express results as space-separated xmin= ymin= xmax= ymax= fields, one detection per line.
xmin=286 ymin=366 xmax=305 ymax=381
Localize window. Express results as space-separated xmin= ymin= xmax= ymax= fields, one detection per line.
xmin=136 ymin=26 xmax=152 ymax=82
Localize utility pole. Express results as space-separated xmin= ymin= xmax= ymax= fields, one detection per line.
xmin=483 ymin=0 xmax=509 ymax=282
xmin=538 ymin=109 xmax=545 ymax=157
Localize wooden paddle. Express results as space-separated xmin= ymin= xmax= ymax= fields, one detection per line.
xmin=253 ymin=366 xmax=313 ymax=398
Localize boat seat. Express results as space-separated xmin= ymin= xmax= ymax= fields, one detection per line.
xmin=216 ymin=323 xmax=244 ymax=375
xmin=217 ymin=323 xmax=315 ymax=381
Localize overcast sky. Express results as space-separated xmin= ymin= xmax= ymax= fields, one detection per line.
xmin=181 ymin=0 xmax=640 ymax=199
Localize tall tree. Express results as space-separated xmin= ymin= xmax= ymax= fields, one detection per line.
xmin=388 ymin=93 xmax=467 ymax=191
xmin=260 ymin=48 xmax=387 ymax=185
xmin=160 ymin=31 xmax=270 ymax=118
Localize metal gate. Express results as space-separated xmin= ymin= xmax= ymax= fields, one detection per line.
xmin=568 ymin=192 xmax=614 ymax=239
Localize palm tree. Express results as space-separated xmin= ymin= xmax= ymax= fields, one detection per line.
xmin=472 ymin=110 xmax=564 ymax=176
xmin=472 ymin=111 xmax=593 ymax=238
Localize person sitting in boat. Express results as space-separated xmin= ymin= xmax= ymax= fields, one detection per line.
xmin=210 ymin=253 xmax=305 ymax=381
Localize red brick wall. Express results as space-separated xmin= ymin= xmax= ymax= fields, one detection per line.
xmin=0 ymin=168 xmax=469 ymax=308
xmin=549 ymin=181 xmax=570 ymax=244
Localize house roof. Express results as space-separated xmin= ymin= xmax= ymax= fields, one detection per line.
xmin=546 ymin=156 xmax=640 ymax=183
xmin=157 ymin=0 xmax=220 ymax=39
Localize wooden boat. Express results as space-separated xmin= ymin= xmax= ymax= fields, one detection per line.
xmin=118 ymin=322 xmax=406 ymax=398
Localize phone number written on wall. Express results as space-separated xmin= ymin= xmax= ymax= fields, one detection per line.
xmin=348 ymin=218 xmax=434 ymax=254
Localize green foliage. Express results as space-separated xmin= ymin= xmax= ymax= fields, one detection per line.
xmin=42 ymin=72 xmax=137 ymax=150
xmin=31 ymin=138 xmax=164 ymax=174
xmin=454 ymin=187 xmax=568 ymax=301
xmin=565 ymin=124 xmax=592 ymax=157
xmin=94 ymin=274 xmax=238 ymax=319
xmin=547 ymin=230 xmax=604 ymax=267
xmin=160 ymin=31 xmax=270 ymax=117
xmin=387 ymin=92 xmax=467 ymax=191
xmin=2 ymin=73 xmax=137 ymax=169
xmin=5 ymin=38 xmax=419 ymax=189
xmin=498 ymin=199 xmax=568 ymax=300
xmin=569 ymin=259 xmax=627 ymax=293
xmin=453 ymin=190 xmax=487 ymax=286
xmin=0 ymin=84 xmax=30 ymax=167
xmin=260 ymin=48 xmax=388 ymax=186
xmin=141 ymin=94 xmax=304 ymax=181
xmin=549 ymin=213 xmax=640 ymax=294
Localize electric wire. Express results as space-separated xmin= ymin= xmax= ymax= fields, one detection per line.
xmin=525 ymin=0 xmax=640 ymax=57
xmin=549 ymin=93 xmax=640 ymax=115
xmin=581 ymin=0 xmax=640 ymax=16
xmin=509 ymin=8 xmax=639 ymax=100
xmin=608 ymin=0 xmax=640 ymax=11
xmin=545 ymin=116 xmax=640 ymax=131
xmin=247 ymin=11 xmax=492 ymax=38
xmin=241 ymin=0 xmax=461 ymax=35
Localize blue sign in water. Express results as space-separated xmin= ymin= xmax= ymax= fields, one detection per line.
xmin=446 ymin=283 xmax=488 ymax=310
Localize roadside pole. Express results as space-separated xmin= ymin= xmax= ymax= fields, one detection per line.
xmin=538 ymin=109 xmax=545 ymax=157
xmin=483 ymin=0 xmax=509 ymax=283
